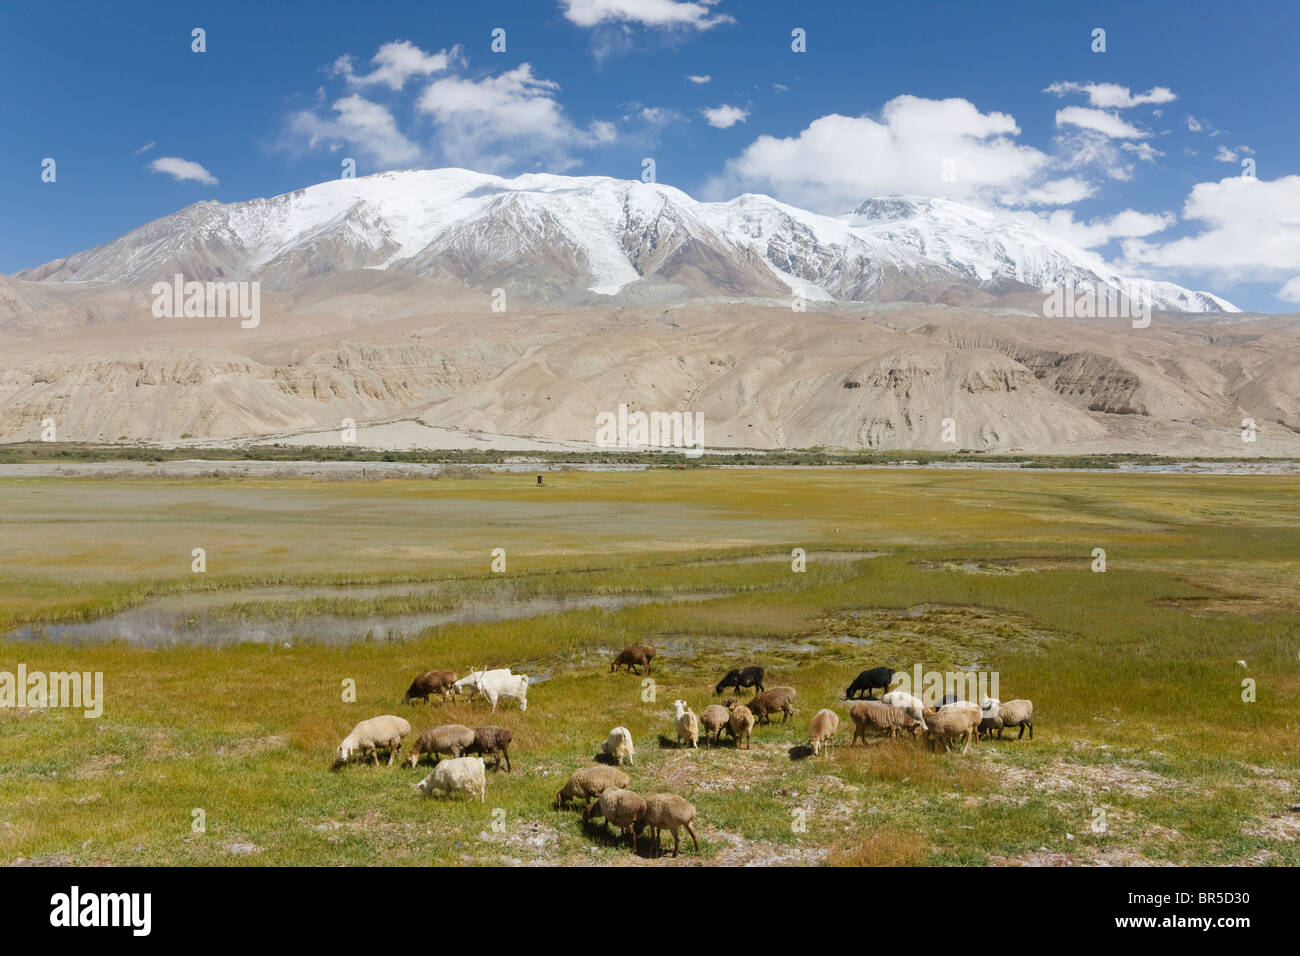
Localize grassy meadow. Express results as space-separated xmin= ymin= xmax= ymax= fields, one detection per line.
xmin=0 ymin=468 xmax=1297 ymax=866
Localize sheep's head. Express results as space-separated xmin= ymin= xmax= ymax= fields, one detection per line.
xmin=404 ymin=750 xmax=420 ymax=769
xmin=334 ymin=744 xmax=352 ymax=767
xmin=723 ymin=696 xmax=739 ymax=710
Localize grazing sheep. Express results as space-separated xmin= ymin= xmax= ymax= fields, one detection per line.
xmin=464 ymin=725 xmax=513 ymax=772
xmin=882 ymin=690 xmax=928 ymax=724
xmin=414 ymin=755 xmax=486 ymax=802
xmin=845 ymin=667 xmax=896 ymax=700
xmin=715 ymin=665 xmax=765 ymax=696
xmin=452 ymin=667 xmax=511 ymax=698
xmin=747 ymin=686 xmax=797 ymax=724
xmin=404 ymin=670 xmax=458 ymax=704
xmin=583 ymin=788 xmax=647 ymax=853
xmin=638 ymin=793 xmax=699 ymax=858
xmin=601 ymin=726 xmax=635 ymax=765
xmin=699 ymin=704 xmax=730 ymax=746
xmin=923 ymin=705 xmax=981 ymax=754
xmin=554 ymin=766 xmax=631 ymax=810
xmin=462 ymin=667 xmax=529 ymax=713
xmin=673 ymin=700 xmax=700 ymax=748
xmin=724 ymin=700 xmax=755 ymax=749
xmin=335 ymin=715 xmax=411 ymax=767
xmin=404 ymin=723 xmax=476 ymax=768
xmin=989 ymin=698 xmax=1034 ymax=739
xmin=849 ymin=700 xmax=921 ymax=742
xmin=611 ymin=644 xmax=657 ymax=675
xmin=809 ymin=708 xmax=839 ymax=754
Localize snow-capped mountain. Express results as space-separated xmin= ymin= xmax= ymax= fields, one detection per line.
xmin=18 ymin=168 xmax=1237 ymax=312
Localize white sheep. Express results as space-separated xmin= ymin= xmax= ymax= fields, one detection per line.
xmin=673 ymin=700 xmax=699 ymax=748
xmin=414 ymin=755 xmax=486 ymax=802
xmin=882 ymin=690 xmax=928 ymax=726
xmin=334 ymin=715 xmax=411 ymax=767
xmin=463 ymin=667 xmax=529 ymax=713
xmin=809 ymin=708 xmax=839 ymax=754
xmin=601 ymin=726 xmax=635 ymax=765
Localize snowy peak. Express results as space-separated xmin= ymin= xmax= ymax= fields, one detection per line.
xmin=17 ymin=169 xmax=1237 ymax=313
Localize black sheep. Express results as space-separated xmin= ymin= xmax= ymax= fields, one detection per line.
xmin=715 ymin=665 xmax=765 ymax=696
xmin=844 ymin=667 xmax=896 ymax=700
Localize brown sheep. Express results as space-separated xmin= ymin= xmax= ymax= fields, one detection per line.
xmin=584 ymin=788 xmax=647 ymax=853
xmin=850 ymin=700 xmax=922 ymax=742
xmin=404 ymin=670 xmax=457 ymax=704
xmin=699 ymin=704 xmax=731 ymax=746
xmin=610 ymin=644 xmax=657 ymax=675
xmin=464 ymin=725 xmax=513 ymax=772
xmin=808 ymin=708 xmax=839 ymax=754
xmin=747 ymin=686 xmax=797 ymax=724
xmin=404 ymin=723 xmax=475 ymax=768
xmin=638 ymin=793 xmax=699 ymax=858
xmin=554 ymin=766 xmax=631 ymax=810
xmin=924 ymin=706 xmax=981 ymax=754
xmin=724 ymin=700 xmax=755 ymax=749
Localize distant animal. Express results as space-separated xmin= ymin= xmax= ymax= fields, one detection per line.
xmin=746 ymin=686 xmax=797 ymax=724
xmin=715 ymin=665 xmax=765 ymax=696
xmin=404 ymin=670 xmax=458 ymax=704
xmin=923 ymin=706 xmax=980 ymax=754
xmin=335 ymin=715 xmax=411 ymax=768
xmin=723 ymin=699 xmax=754 ymax=749
xmin=611 ymin=644 xmax=657 ymax=675
xmin=845 ymin=667 xmax=897 ymax=700
xmin=882 ymin=690 xmax=928 ymax=724
xmin=601 ymin=726 xmax=635 ymax=765
xmin=981 ymin=697 xmax=1034 ymax=739
xmin=452 ymin=667 xmax=512 ymax=697
xmin=415 ymin=756 xmax=486 ymax=802
xmin=537 ymin=474 xmax=543 ymax=486
xmin=464 ymin=726 xmax=513 ymax=772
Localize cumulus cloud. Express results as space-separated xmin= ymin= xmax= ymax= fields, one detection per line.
xmin=417 ymin=63 xmax=609 ymax=171
xmin=1020 ymin=207 xmax=1175 ymax=249
xmin=701 ymin=104 xmax=747 ymax=128
xmin=686 ymin=73 xmax=711 ymax=84
xmin=704 ymin=96 xmax=1076 ymax=213
xmin=1277 ymin=276 xmax=1300 ymax=304
xmin=1043 ymin=82 xmax=1176 ymax=109
xmin=333 ymin=40 xmax=461 ymax=90
xmin=1120 ymin=176 xmax=1300 ymax=294
xmin=558 ymin=0 xmax=732 ymax=30
xmin=148 ymin=156 xmax=218 ymax=186
xmin=1054 ymin=107 xmax=1147 ymax=139
xmin=288 ymin=94 xmax=421 ymax=167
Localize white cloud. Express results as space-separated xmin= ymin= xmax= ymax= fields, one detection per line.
xmin=148 ymin=156 xmax=218 ymax=186
xmin=1215 ymin=145 xmax=1239 ymax=163
xmin=1017 ymin=207 xmax=1175 ymax=249
xmin=417 ymin=63 xmax=608 ymax=171
xmin=1043 ymin=82 xmax=1176 ymax=109
xmin=1277 ymin=276 xmax=1300 ymax=304
xmin=134 ymin=141 xmax=156 ymax=155
xmin=686 ymin=74 xmax=711 ymax=84
xmin=288 ymin=94 xmax=421 ymax=167
xmin=559 ymin=0 xmax=732 ymax=30
xmin=334 ymin=41 xmax=461 ymax=90
xmin=702 ymin=104 xmax=747 ymax=128
xmin=1054 ymin=106 xmax=1147 ymax=139
xmin=1121 ymin=176 xmax=1300 ymax=295
xmin=1120 ymin=141 xmax=1163 ymax=163
xmin=705 ymin=96 xmax=1072 ymax=212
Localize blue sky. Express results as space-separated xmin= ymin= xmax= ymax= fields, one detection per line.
xmin=3 ymin=0 xmax=1298 ymax=311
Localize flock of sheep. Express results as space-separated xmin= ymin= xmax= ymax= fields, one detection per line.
xmin=329 ymin=648 xmax=1035 ymax=859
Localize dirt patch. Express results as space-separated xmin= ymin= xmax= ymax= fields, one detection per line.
xmin=986 ymin=754 xmax=1187 ymax=798
xmin=217 ymin=734 xmax=289 ymax=758
xmin=69 ymin=753 xmax=125 ymax=779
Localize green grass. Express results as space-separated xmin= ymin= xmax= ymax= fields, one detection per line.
xmin=1 ymin=468 xmax=1297 ymax=865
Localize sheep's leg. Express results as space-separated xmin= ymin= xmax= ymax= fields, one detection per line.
xmin=960 ymin=730 xmax=972 ymax=755
xmin=685 ymin=823 xmax=699 ymax=854
xmin=1028 ymin=719 xmax=1033 ymax=740
xmin=503 ymin=746 xmax=511 ymax=772
xmin=629 ymin=826 xmax=637 ymax=855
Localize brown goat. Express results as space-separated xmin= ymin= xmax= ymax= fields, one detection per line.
xmin=610 ymin=644 xmax=657 ymax=674
xmin=404 ymin=670 xmax=458 ymax=703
